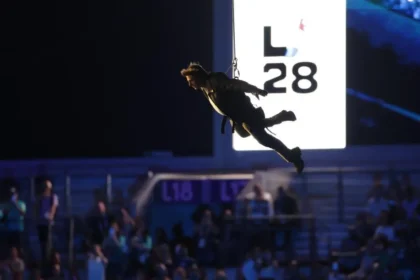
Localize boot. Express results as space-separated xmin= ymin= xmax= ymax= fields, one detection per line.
xmin=277 ymin=147 xmax=304 ymax=174
xmin=252 ymin=131 xmax=303 ymax=173
xmin=272 ymin=144 xmax=304 ymax=174
xmin=290 ymin=147 xmax=304 ymax=174
xmin=265 ymin=110 xmax=296 ymax=127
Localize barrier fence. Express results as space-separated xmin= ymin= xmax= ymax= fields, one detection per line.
xmin=0 ymin=214 xmax=327 ymax=268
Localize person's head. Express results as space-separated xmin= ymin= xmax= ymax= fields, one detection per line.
xmin=180 ymin=62 xmax=209 ymax=90
xmin=97 ymin=201 xmax=106 ymax=214
xmin=10 ymin=247 xmax=19 ymax=259
xmin=9 ymin=247 xmax=24 ymax=274
xmin=201 ymin=209 xmax=212 ymax=224
xmin=223 ymin=208 xmax=232 ymax=217
xmin=253 ymin=184 xmax=263 ymax=198
xmin=52 ymin=251 xmax=61 ymax=265
xmin=173 ymin=266 xmax=186 ymax=280
xmin=277 ymin=186 xmax=286 ymax=198
xmin=289 ymin=259 xmax=298 ymax=270
xmin=110 ymin=221 xmax=119 ymax=233
xmin=215 ymin=269 xmax=226 ymax=280
xmin=10 ymin=187 xmax=18 ymax=200
xmin=43 ymin=180 xmax=53 ymax=194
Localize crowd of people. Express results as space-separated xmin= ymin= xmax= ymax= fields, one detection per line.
xmin=0 ymin=173 xmax=418 ymax=280
xmin=0 ymin=179 xmax=64 ymax=279
xmin=0 ymin=178 xmax=304 ymax=280
xmin=86 ymin=184 xmax=302 ymax=280
xmin=333 ymin=173 xmax=420 ymax=280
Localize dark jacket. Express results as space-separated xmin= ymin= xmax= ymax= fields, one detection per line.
xmin=204 ymin=72 xmax=265 ymax=132
xmin=87 ymin=212 xmax=114 ymax=245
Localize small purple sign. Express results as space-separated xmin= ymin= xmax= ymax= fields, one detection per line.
xmin=154 ymin=179 xmax=248 ymax=204
xmin=157 ymin=180 xmax=201 ymax=203
xmin=211 ymin=179 xmax=248 ymax=203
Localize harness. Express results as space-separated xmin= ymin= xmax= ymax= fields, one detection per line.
xmin=221 ymin=116 xmax=235 ymax=134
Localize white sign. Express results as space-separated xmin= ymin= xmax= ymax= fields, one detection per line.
xmin=232 ymin=0 xmax=346 ymax=151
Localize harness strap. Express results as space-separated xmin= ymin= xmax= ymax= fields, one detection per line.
xmin=220 ymin=116 xmax=236 ymax=135
xmin=266 ymin=128 xmax=276 ymax=136
xmin=221 ymin=116 xmax=228 ymax=134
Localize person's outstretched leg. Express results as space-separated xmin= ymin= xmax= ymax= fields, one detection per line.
xmin=242 ymin=123 xmax=304 ymax=173
xmin=264 ymin=110 xmax=296 ymax=127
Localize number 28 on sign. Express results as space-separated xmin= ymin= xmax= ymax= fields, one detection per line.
xmin=263 ymin=26 xmax=318 ymax=94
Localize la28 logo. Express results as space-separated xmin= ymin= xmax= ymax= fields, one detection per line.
xmin=263 ymin=27 xmax=318 ymax=94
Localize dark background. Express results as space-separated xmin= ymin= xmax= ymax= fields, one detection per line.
xmin=1 ymin=1 xmax=419 ymax=160
xmin=346 ymin=1 xmax=420 ymax=145
xmin=0 ymin=0 xmax=213 ymax=159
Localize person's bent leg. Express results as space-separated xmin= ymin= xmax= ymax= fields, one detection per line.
xmin=264 ymin=110 xmax=296 ymax=127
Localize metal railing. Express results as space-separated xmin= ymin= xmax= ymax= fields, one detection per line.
xmin=136 ymin=167 xmax=420 ymax=223
xmin=3 ymin=166 xmax=419 ymax=222
xmin=0 ymin=216 xmax=80 ymax=265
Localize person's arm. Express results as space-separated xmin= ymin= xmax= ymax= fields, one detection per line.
xmin=210 ymin=73 xmax=267 ymax=96
xmin=94 ymin=245 xmax=108 ymax=263
xmin=225 ymin=79 xmax=266 ymax=96
xmin=143 ymin=236 xmax=153 ymax=250
xmin=109 ymin=229 xmax=120 ymax=245
xmin=121 ymin=208 xmax=135 ymax=225
xmin=49 ymin=194 xmax=59 ymax=220
xmin=13 ymin=201 xmax=26 ymax=216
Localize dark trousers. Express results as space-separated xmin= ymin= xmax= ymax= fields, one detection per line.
xmin=106 ymin=262 xmax=124 ymax=280
xmin=232 ymin=121 xmax=295 ymax=162
xmin=283 ymin=229 xmax=295 ymax=258
xmin=91 ymin=231 xmax=106 ymax=246
xmin=37 ymin=224 xmax=53 ymax=262
xmin=7 ymin=231 xmax=22 ymax=250
xmin=273 ymin=225 xmax=298 ymax=260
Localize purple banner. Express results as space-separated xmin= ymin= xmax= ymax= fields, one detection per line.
xmin=156 ymin=180 xmax=201 ymax=203
xmin=154 ymin=179 xmax=248 ymax=204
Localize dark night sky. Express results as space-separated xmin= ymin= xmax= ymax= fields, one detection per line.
xmin=0 ymin=0 xmax=213 ymax=160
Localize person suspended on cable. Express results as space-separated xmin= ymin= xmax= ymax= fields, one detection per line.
xmin=180 ymin=62 xmax=304 ymax=174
